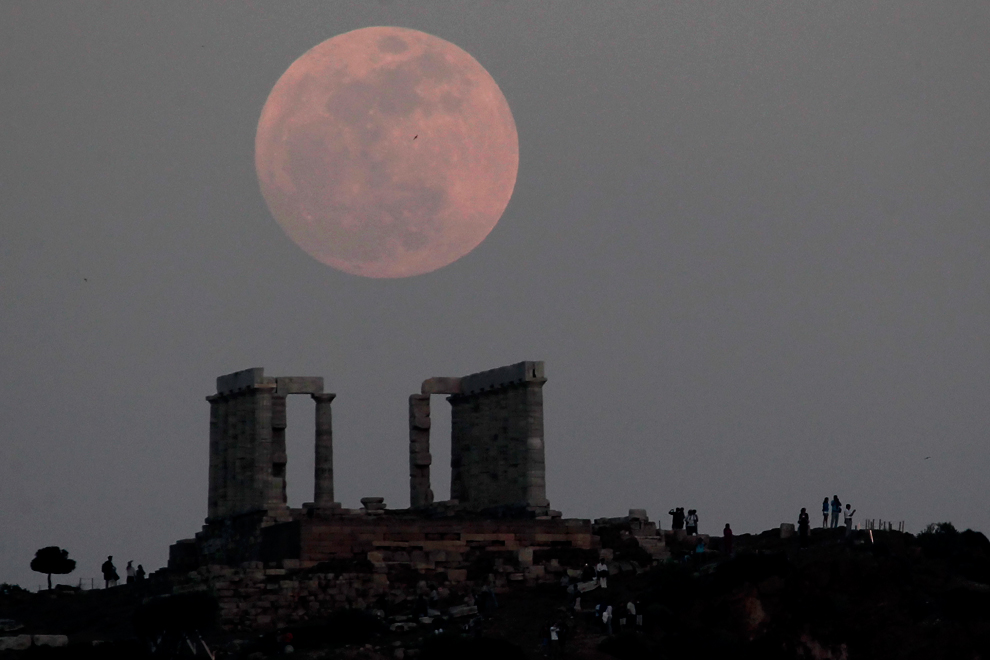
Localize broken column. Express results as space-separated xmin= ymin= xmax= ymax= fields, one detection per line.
xmin=312 ymin=392 xmax=337 ymax=508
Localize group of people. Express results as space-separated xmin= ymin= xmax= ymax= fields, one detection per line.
xmin=668 ymin=507 xmax=700 ymax=535
xmin=592 ymin=599 xmax=642 ymax=637
xmin=794 ymin=496 xmax=858 ymax=546
xmin=823 ymin=495 xmax=857 ymax=533
xmin=100 ymin=556 xmax=146 ymax=588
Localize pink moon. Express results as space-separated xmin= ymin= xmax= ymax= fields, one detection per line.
xmin=255 ymin=27 xmax=519 ymax=278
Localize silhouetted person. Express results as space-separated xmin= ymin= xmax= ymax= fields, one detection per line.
xmin=723 ymin=523 xmax=733 ymax=556
xmin=595 ymin=560 xmax=609 ymax=589
xmin=798 ymin=508 xmax=811 ymax=547
xmin=135 ymin=564 xmax=146 ymax=581
xmin=101 ymin=556 xmax=117 ymax=588
xmin=844 ymin=503 xmax=857 ymax=536
xmin=685 ymin=509 xmax=699 ymax=535
xmin=549 ymin=622 xmax=562 ymax=658
xmin=694 ymin=536 xmax=706 ymax=566
xmin=126 ymin=561 xmax=135 ymax=585
xmin=830 ymin=496 xmax=842 ymax=529
xmin=415 ymin=594 xmax=428 ymax=618
xmin=669 ymin=507 xmax=685 ymax=530
xmin=603 ymin=604 xmax=614 ymax=635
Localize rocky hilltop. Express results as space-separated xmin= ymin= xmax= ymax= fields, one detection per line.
xmin=3 ymin=523 xmax=990 ymax=659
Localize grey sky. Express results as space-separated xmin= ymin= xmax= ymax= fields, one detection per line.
xmin=1 ymin=2 xmax=988 ymax=589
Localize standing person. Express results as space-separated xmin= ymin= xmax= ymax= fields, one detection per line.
xmin=549 ymin=622 xmax=561 ymax=658
xmin=101 ymin=556 xmax=117 ymax=588
xmin=603 ymin=604 xmax=613 ymax=636
xmin=830 ymin=496 xmax=842 ymax=529
xmin=685 ymin=509 xmax=699 ymax=535
xmin=125 ymin=561 xmax=136 ymax=585
xmin=595 ymin=559 xmax=609 ymax=589
xmin=626 ymin=600 xmax=636 ymax=629
xmin=135 ymin=565 xmax=146 ymax=581
xmin=798 ymin=508 xmax=811 ymax=547
xmin=844 ymin=504 xmax=857 ymax=536
xmin=669 ymin=507 xmax=685 ymax=530
xmin=822 ymin=497 xmax=830 ymax=527
xmin=723 ymin=524 xmax=734 ymax=556
xmin=635 ymin=599 xmax=644 ymax=629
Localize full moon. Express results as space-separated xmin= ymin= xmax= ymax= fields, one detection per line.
xmin=255 ymin=27 xmax=519 ymax=278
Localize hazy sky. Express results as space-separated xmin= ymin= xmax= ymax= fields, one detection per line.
xmin=2 ymin=2 xmax=988 ymax=589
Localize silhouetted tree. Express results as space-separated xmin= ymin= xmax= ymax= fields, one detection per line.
xmin=30 ymin=547 xmax=76 ymax=590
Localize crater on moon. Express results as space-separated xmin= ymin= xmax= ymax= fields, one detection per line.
xmin=255 ymin=27 xmax=519 ymax=278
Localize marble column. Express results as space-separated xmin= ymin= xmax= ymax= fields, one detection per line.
xmin=311 ymin=393 xmax=337 ymax=507
xmin=206 ymin=394 xmax=222 ymax=520
xmin=524 ymin=378 xmax=549 ymax=510
xmin=250 ymin=384 xmax=275 ymax=513
xmin=409 ymin=394 xmax=433 ymax=508
xmin=268 ymin=394 xmax=288 ymax=511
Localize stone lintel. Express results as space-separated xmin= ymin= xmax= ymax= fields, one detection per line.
xmin=276 ymin=377 xmax=325 ymax=395
xmin=421 ymin=377 xmax=463 ymax=395
xmin=458 ymin=361 xmax=545 ymax=396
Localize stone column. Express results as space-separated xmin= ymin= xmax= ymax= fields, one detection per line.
xmin=409 ymin=394 xmax=433 ymax=508
xmin=206 ymin=394 xmax=222 ymax=520
xmin=524 ymin=378 xmax=549 ymax=510
xmin=268 ymin=394 xmax=288 ymax=510
xmin=227 ymin=392 xmax=246 ymax=516
xmin=312 ymin=393 xmax=337 ymax=508
xmin=250 ymin=384 xmax=275 ymax=513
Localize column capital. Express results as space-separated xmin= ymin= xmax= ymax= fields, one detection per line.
xmin=311 ymin=392 xmax=337 ymax=403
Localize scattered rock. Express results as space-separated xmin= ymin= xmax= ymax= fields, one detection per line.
xmin=33 ymin=635 xmax=68 ymax=648
xmin=0 ymin=635 xmax=32 ymax=651
xmin=0 ymin=620 xmax=23 ymax=633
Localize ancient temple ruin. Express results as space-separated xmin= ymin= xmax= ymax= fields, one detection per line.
xmin=169 ymin=360 xmax=666 ymax=631
xmin=410 ymin=361 xmax=548 ymax=513
xmin=206 ymin=368 xmax=337 ymax=521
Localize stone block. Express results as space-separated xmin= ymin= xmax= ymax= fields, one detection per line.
xmin=275 ymin=377 xmax=324 ymax=395
xmin=33 ymin=635 xmax=68 ymax=648
xmin=780 ymin=523 xmax=795 ymax=539
xmin=459 ymin=361 xmax=544 ymax=395
xmin=421 ymin=377 xmax=463 ymax=395
xmin=217 ymin=368 xmax=266 ymax=394
xmin=0 ymin=635 xmax=32 ymax=651
xmin=628 ymin=509 xmax=649 ymax=521
xmin=447 ymin=605 xmax=478 ymax=618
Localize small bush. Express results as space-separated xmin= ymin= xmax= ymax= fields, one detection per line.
xmin=920 ymin=522 xmax=957 ymax=536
